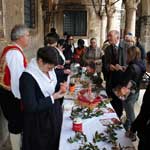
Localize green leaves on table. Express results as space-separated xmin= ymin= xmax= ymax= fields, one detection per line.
xmin=67 ymin=124 xmax=125 ymax=150
xmin=105 ymin=124 xmax=123 ymax=146
xmin=70 ymin=106 xmax=104 ymax=120
xmin=92 ymin=123 xmax=123 ymax=147
xmin=93 ymin=131 xmax=107 ymax=143
xmin=79 ymin=142 xmax=100 ymax=150
xmin=67 ymin=132 xmax=87 ymax=144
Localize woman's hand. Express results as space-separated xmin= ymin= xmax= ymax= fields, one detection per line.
xmin=52 ymin=82 xmax=68 ymax=100
xmin=65 ymin=60 xmax=71 ymax=64
xmin=52 ymin=91 xmax=66 ymax=100
xmin=64 ymin=69 xmax=72 ymax=75
xmin=55 ymin=65 xmax=64 ymax=69
xmin=60 ymin=82 xmax=68 ymax=93
xmin=115 ymin=64 xmax=123 ymax=71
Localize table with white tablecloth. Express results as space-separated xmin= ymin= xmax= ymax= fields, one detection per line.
xmin=59 ymin=99 xmax=135 ymax=150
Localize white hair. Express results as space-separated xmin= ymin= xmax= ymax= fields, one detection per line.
xmin=11 ymin=24 xmax=29 ymax=41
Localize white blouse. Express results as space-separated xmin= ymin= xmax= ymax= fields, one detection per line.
xmin=6 ymin=44 xmax=25 ymax=99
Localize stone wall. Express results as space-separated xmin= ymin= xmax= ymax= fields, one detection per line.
xmin=47 ymin=0 xmax=122 ymax=47
xmin=53 ymin=0 xmax=102 ymax=46
xmin=140 ymin=0 xmax=150 ymax=52
xmin=0 ymin=0 xmax=44 ymax=58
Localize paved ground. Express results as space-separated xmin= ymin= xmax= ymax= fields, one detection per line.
xmin=0 ymin=137 xmax=138 ymax=150
xmin=0 ymin=137 xmax=11 ymax=150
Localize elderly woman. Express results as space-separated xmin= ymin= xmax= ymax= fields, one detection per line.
xmin=20 ymin=47 xmax=66 ymax=150
xmin=114 ymin=46 xmax=145 ymax=133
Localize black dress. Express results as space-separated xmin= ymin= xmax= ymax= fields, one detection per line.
xmin=20 ymin=72 xmax=62 ymax=150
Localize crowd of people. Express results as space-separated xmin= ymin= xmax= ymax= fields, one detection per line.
xmin=0 ymin=24 xmax=150 ymax=150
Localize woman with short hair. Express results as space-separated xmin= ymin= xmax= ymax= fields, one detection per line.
xmin=20 ymin=46 xmax=66 ymax=150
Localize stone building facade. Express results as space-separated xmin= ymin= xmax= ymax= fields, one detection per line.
xmin=0 ymin=0 xmax=44 ymax=58
xmin=43 ymin=0 xmax=122 ymax=47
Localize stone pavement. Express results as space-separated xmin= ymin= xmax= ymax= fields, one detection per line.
xmin=0 ymin=137 xmax=11 ymax=150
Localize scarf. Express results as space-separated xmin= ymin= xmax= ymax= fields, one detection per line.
xmin=25 ymin=58 xmax=57 ymax=97
xmin=56 ymin=47 xmax=66 ymax=65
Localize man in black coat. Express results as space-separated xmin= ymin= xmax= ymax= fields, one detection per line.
xmin=103 ymin=30 xmax=126 ymax=118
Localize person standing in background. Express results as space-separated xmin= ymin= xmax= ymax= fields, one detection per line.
xmin=63 ymin=35 xmax=75 ymax=69
xmin=46 ymin=27 xmax=59 ymax=41
xmin=0 ymin=24 xmax=29 ymax=150
xmin=83 ymin=38 xmax=103 ymax=76
xmin=72 ymin=39 xmax=86 ymax=66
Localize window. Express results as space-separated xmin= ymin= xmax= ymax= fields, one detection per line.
xmin=24 ymin=0 xmax=36 ymax=28
xmin=63 ymin=11 xmax=87 ymax=36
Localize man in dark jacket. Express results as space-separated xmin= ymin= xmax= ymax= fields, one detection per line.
xmin=103 ymin=30 xmax=126 ymax=118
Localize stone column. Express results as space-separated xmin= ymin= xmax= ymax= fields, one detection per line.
xmin=100 ymin=14 xmax=107 ymax=47
xmin=140 ymin=16 xmax=150 ymax=51
xmin=89 ymin=11 xmax=101 ymax=47
xmin=124 ymin=0 xmax=140 ymax=36
xmin=105 ymin=0 xmax=116 ymax=32
xmin=140 ymin=0 xmax=150 ymax=51
xmin=105 ymin=0 xmax=122 ymax=33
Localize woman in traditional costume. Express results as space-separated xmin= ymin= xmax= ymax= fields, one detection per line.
xmin=20 ymin=46 xmax=66 ymax=150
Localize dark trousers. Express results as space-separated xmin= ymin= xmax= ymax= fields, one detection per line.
xmin=106 ymin=83 xmax=123 ymax=118
xmin=110 ymin=94 xmax=123 ymax=118
xmin=0 ymin=87 xmax=23 ymax=134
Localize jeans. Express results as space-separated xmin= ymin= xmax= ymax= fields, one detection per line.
xmin=123 ymin=91 xmax=139 ymax=130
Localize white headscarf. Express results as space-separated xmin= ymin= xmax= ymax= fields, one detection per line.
xmin=25 ymin=58 xmax=57 ymax=97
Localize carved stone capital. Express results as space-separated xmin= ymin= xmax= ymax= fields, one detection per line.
xmin=105 ymin=4 xmax=116 ymax=17
xmin=124 ymin=0 xmax=140 ymax=10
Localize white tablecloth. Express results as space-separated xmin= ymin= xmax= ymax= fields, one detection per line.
xmin=59 ymin=100 xmax=135 ymax=150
